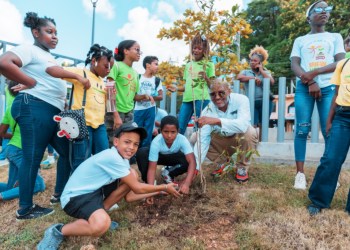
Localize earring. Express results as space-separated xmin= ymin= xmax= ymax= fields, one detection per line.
xmin=95 ymin=62 xmax=98 ymax=67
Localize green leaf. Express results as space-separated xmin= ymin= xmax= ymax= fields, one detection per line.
xmin=232 ymin=5 xmax=239 ymax=15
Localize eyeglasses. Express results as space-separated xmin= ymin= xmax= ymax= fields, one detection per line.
xmin=312 ymin=6 xmax=333 ymax=14
xmin=133 ymin=48 xmax=143 ymax=55
xmin=209 ymin=91 xmax=226 ymax=98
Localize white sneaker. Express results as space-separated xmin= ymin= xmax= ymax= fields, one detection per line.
xmin=108 ymin=203 xmax=119 ymax=212
xmin=40 ymin=156 xmax=55 ymax=169
xmin=161 ymin=166 xmax=174 ymax=184
xmin=294 ymin=172 xmax=307 ymax=190
xmin=336 ymin=181 xmax=340 ymax=191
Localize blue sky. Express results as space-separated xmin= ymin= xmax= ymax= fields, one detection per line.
xmin=0 ymin=0 xmax=250 ymax=72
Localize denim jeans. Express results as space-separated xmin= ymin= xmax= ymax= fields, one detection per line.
xmin=105 ymin=111 xmax=134 ymax=147
xmin=0 ymin=145 xmax=45 ymax=200
xmin=308 ymin=107 xmax=350 ymax=211
xmin=253 ymin=99 xmax=273 ymax=125
xmin=11 ymin=93 xmax=70 ymax=212
xmin=0 ymin=137 xmax=9 ymax=160
xmin=47 ymin=144 xmax=54 ymax=154
xmin=178 ymin=100 xmax=210 ymax=135
xmin=136 ymin=147 xmax=189 ymax=182
xmin=294 ymin=81 xmax=335 ymax=162
xmin=71 ymin=124 xmax=109 ymax=171
xmin=134 ymin=107 xmax=156 ymax=147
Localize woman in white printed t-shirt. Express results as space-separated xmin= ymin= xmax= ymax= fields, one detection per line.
xmin=290 ymin=1 xmax=345 ymax=190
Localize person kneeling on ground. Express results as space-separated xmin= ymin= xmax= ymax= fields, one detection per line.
xmin=193 ymin=79 xmax=259 ymax=182
xmin=37 ymin=123 xmax=180 ymax=250
xmin=136 ymin=115 xmax=196 ymax=203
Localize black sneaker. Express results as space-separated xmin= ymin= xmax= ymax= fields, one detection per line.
xmin=16 ymin=204 xmax=54 ymax=221
xmin=50 ymin=194 xmax=61 ymax=205
xmin=307 ymin=204 xmax=321 ymax=216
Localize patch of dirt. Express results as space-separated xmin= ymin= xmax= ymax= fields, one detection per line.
xmin=133 ymin=189 xmax=238 ymax=249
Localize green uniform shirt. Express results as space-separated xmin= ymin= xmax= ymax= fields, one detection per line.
xmin=182 ymin=60 xmax=215 ymax=102
xmin=108 ymin=61 xmax=139 ymax=113
xmin=2 ymin=102 xmax=21 ymax=149
xmin=5 ymin=87 xmax=15 ymax=109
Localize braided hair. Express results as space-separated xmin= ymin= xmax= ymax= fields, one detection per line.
xmin=85 ymin=44 xmax=113 ymax=66
xmin=23 ymin=12 xmax=56 ymax=30
xmin=191 ymin=33 xmax=210 ymax=58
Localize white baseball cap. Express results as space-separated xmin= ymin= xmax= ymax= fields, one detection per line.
xmin=306 ymin=1 xmax=323 ymax=18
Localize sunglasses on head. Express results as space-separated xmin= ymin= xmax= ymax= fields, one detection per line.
xmin=209 ymin=91 xmax=226 ymax=98
xmin=312 ymin=6 xmax=333 ymax=14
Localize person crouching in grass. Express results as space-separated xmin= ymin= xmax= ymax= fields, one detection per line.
xmin=37 ymin=123 xmax=180 ymax=250
xmin=136 ymin=115 xmax=197 ymax=205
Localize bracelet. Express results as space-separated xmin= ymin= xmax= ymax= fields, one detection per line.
xmin=308 ymin=81 xmax=315 ymax=86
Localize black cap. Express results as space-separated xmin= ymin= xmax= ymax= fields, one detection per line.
xmin=114 ymin=122 xmax=147 ymax=140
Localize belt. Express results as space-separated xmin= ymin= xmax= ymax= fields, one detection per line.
xmin=337 ymin=105 xmax=350 ymax=111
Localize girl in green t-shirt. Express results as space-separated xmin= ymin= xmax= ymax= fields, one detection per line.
xmin=168 ymin=34 xmax=215 ymax=134
xmin=105 ymin=40 xmax=141 ymax=146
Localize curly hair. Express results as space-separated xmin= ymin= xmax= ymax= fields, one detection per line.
xmin=248 ymin=45 xmax=269 ymax=64
xmin=191 ymin=33 xmax=210 ymax=58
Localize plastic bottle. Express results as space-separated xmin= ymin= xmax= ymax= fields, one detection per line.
xmin=106 ymin=81 xmax=116 ymax=112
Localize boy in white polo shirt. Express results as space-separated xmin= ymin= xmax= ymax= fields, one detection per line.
xmin=38 ymin=123 xmax=180 ymax=250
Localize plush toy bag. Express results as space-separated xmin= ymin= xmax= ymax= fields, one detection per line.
xmin=53 ymin=71 xmax=89 ymax=141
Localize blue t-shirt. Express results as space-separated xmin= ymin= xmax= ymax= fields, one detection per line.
xmin=60 ymin=147 xmax=130 ymax=208
xmin=149 ymin=133 xmax=193 ymax=162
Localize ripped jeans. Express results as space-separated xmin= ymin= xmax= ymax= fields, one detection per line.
xmin=294 ymin=81 xmax=335 ymax=162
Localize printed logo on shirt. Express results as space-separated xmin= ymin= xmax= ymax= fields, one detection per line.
xmin=309 ymin=61 xmax=327 ymax=71
xmin=122 ymin=73 xmax=137 ymax=96
xmin=92 ymin=82 xmax=106 ymax=105
xmin=308 ymin=45 xmax=323 ymax=58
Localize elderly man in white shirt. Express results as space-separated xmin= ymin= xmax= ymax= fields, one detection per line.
xmin=193 ymin=80 xmax=258 ymax=182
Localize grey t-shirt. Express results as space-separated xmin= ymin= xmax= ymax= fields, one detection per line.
xmin=240 ymin=69 xmax=271 ymax=100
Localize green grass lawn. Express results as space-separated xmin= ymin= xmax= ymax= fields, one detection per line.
xmin=1 ymin=162 xmax=350 ymax=249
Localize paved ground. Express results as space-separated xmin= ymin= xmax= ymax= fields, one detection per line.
xmin=0 ymin=159 xmax=8 ymax=167
xmin=257 ymin=141 xmax=350 ymax=168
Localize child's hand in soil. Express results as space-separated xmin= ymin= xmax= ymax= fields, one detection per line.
xmin=166 ymin=183 xmax=181 ymax=198
xmin=179 ymin=183 xmax=190 ymax=194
